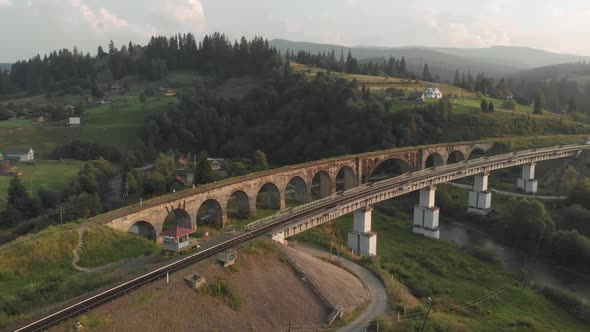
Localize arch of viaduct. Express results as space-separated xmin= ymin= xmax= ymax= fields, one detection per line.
xmin=106 ymin=142 xmax=494 ymax=240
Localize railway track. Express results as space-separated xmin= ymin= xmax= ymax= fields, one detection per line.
xmin=13 ymin=143 xmax=589 ymax=332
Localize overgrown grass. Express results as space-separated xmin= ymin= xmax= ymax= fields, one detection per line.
xmin=296 ymin=206 xmax=589 ymax=331
xmin=199 ymin=281 xmax=243 ymax=310
xmin=77 ymin=226 xmax=160 ymax=269
xmin=241 ymin=240 xmax=276 ymax=255
xmin=0 ymin=223 xmax=159 ymax=329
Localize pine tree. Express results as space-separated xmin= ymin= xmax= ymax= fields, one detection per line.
xmin=488 ymin=102 xmax=495 ymax=113
xmin=480 ymin=99 xmax=489 ymax=113
xmin=533 ymin=90 xmax=545 ymax=114
xmin=453 ymin=69 xmax=460 ymax=87
xmin=253 ymin=150 xmax=269 ymax=171
xmin=194 ymin=151 xmax=214 ymax=185
xmin=7 ymin=175 xmax=29 ymax=208
xmin=97 ymin=46 xmax=106 ymax=57
xmin=400 ymin=57 xmax=407 ymax=76
xmin=422 ymin=64 xmax=433 ymax=82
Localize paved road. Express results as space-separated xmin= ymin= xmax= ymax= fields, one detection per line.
xmin=447 ymin=182 xmax=567 ymax=200
xmin=291 ymin=244 xmax=389 ymax=332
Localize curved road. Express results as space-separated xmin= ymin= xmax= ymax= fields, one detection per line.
xmin=293 ymin=244 xmax=388 ymax=332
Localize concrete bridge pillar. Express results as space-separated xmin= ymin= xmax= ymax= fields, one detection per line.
xmin=517 ymin=163 xmax=538 ymax=194
xmin=467 ymin=172 xmax=492 ymax=215
xmin=412 ymin=186 xmax=440 ymax=239
xmin=347 ymin=206 xmax=377 ymax=256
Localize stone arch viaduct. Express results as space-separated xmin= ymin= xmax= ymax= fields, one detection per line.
xmin=105 ymin=142 xmax=494 ymax=240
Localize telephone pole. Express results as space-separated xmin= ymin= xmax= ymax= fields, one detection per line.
xmin=56 ymin=206 xmax=64 ymax=224
xmin=419 ymin=297 xmax=433 ymax=332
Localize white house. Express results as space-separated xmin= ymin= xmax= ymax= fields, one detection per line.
xmin=4 ymin=146 xmax=34 ymax=162
xmin=424 ymin=87 xmax=443 ymax=99
xmin=207 ymin=158 xmax=228 ymax=171
xmin=68 ymin=117 xmax=81 ymax=126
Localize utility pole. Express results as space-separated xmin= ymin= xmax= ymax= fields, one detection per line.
xmin=340 ymin=46 xmax=344 ymax=74
xmin=419 ymin=297 xmax=433 ymax=332
xmin=56 ymin=205 xmax=64 ymax=224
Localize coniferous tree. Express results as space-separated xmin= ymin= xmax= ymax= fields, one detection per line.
xmin=253 ymin=150 xmax=269 ymax=171
xmin=533 ymin=90 xmax=545 ymax=114
xmin=480 ymin=99 xmax=489 ymax=113
xmin=422 ymin=64 xmax=433 ymax=82
xmin=488 ymin=102 xmax=495 ymax=113
xmin=194 ymin=151 xmax=214 ymax=185
xmin=399 ymin=57 xmax=407 ymax=76
xmin=7 ymin=176 xmax=29 ymax=210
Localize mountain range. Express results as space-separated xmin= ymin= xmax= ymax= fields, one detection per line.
xmin=271 ymin=39 xmax=589 ymax=81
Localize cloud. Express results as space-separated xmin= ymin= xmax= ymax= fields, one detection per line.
xmin=447 ymin=22 xmax=510 ymax=47
xmin=166 ymin=0 xmax=205 ymax=31
xmin=0 ymin=0 xmax=12 ymax=7
xmin=70 ymin=0 xmax=128 ymax=33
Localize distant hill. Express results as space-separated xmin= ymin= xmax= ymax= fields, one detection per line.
xmin=0 ymin=63 xmax=10 ymax=71
xmin=508 ymin=62 xmax=590 ymax=82
xmin=416 ymin=46 xmax=589 ymax=69
xmin=271 ymin=39 xmax=589 ymax=80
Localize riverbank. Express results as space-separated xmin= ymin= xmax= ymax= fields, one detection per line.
xmin=296 ymin=205 xmax=590 ymax=331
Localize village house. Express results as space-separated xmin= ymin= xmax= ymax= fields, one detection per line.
xmin=63 ymin=104 xmax=75 ymax=115
xmin=4 ymin=146 xmax=34 ymax=163
xmin=111 ymin=83 xmax=121 ymax=94
xmin=424 ymin=87 xmax=443 ymax=99
xmin=164 ymin=88 xmax=176 ymax=97
xmin=170 ymin=156 xmax=195 ymax=192
xmin=68 ymin=117 xmax=81 ymax=126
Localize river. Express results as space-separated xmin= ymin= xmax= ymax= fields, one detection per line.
xmin=439 ymin=219 xmax=590 ymax=301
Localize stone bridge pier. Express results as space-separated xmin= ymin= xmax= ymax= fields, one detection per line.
xmin=412 ymin=187 xmax=440 ymax=239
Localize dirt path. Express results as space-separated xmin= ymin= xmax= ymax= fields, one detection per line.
xmin=280 ymin=245 xmax=368 ymax=312
xmin=72 ymin=228 xmax=91 ymax=273
xmin=291 ymin=244 xmax=389 ymax=332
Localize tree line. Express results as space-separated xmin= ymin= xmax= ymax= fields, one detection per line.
xmin=0 ymin=33 xmax=283 ymax=97
xmin=285 ymin=49 xmax=445 ymax=82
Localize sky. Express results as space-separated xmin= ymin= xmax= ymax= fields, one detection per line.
xmin=1 ymin=0 xmax=589 ymax=62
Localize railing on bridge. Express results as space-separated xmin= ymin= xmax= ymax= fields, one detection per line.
xmin=243 ymin=185 xmax=373 ymax=232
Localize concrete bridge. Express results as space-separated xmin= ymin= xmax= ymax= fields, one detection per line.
xmin=105 ymin=142 xmax=493 ymax=240
xmin=268 ymin=144 xmax=585 ymax=255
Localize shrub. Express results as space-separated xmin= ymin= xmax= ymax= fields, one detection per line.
xmin=503 ymin=99 xmax=518 ymax=111
xmin=199 ymin=281 xmax=243 ymax=310
xmin=541 ymin=287 xmax=590 ymax=324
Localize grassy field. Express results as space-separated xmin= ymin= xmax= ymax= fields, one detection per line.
xmin=291 ymin=62 xmax=471 ymax=97
xmin=295 ymin=207 xmax=589 ymax=331
xmin=80 ymin=96 xmax=176 ymax=148
xmin=0 ymin=224 xmax=161 ymax=329
xmin=0 ymin=96 xmax=177 ymax=157
xmin=0 ymin=119 xmax=34 ymax=129
xmin=77 ymin=226 xmax=160 ymax=269
xmin=0 ymin=160 xmax=85 ymax=208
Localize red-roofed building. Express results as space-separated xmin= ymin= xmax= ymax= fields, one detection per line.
xmin=162 ymin=226 xmax=195 ymax=251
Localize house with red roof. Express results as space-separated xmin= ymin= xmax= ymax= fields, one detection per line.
xmin=162 ymin=226 xmax=195 ymax=252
